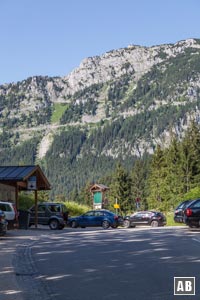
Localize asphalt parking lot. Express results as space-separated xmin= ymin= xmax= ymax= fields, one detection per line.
xmin=0 ymin=227 xmax=50 ymax=300
xmin=1 ymin=225 xmax=200 ymax=300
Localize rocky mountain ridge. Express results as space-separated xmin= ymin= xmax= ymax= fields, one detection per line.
xmin=1 ymin=38 xmax=200 ymax=196
xmin=1 ymin=38 xmax=199 ymax=98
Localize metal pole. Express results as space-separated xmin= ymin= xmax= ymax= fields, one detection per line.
xmin=34 ymin=190 xmax=38 ymax=228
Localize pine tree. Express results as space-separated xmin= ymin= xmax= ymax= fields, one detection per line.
xmin=108 ymin=163 xmax=132 ymax=213
xmin=180 ymin=120 xmax=200 ymax=192
xmin=164 ymin=136 xmax=184 ymax=208
xmin=147 ymin=144 xmax=168 ymax=210
xmin=78 ymin=181 xmax=93 ymax=207
xmin=130 ymin=159 xmax=149 ymax=210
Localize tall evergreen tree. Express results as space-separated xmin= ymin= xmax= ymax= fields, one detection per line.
xmin=108 ymin=163 xmax=132 ymax=213
xmin=77 ymin=181 xmax=93 ymax=207
xmin=147 ymin=145 xmax=168 ymax=210
xmin=164 ymin=136 xmax=184 ymax=208
xmin=180 ymin=120 xmax=200 ymax=192
xmin=130 ymin=159 xmax=149 ymax=210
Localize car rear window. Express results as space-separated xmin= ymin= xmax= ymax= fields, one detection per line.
xmin=49 ymin=205 xmax=61 ymax=212
xmin=177 ymin=200 xmax=192 ymax=209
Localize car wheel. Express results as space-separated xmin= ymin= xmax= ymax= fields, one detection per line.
xmin=123 ymin=220 xmax=131 ymax=228
xmin=49 ymin=219 xmax=59 ymax=230
xmin=102 ymin=220 xmax=110 ymax=229
xmin=151 ymin=220 xmax=159 ymax=227
xmin=71 ymin=220 xmax=78 ymax=228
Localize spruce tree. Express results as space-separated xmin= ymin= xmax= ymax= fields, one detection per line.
xmin=164 ymin=136 xmax=184 ymax=208
xmin=130 ymin=159 xmax=149 ymax=210
xmin=147 ymin=144 xmax=168 ymax=210
xmin=108 ymin=163 xmax=132 ymax=213
xmin=180 ymin=120 xmax=200 ymax=192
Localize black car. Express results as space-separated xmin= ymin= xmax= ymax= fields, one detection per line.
xmin=174 ymin=200 xmax=193 ymax=223
xmin=184 ymin=198 xmax=200 ymax=228
xmin=29 ymin=202 xmax=68 ymax=230
xmin=123 ymin=211 xmax=166 ymax=228
xmin=68 ymin=209 xmax=122 ymax=229
xmin=0 ymin=210 xmax=7 ymax=236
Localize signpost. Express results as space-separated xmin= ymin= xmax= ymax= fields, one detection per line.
xmin=27 ymin=176 xmax=37 ymax=190
xmin=90 ymin=184 xmax=109 ymax=210
xmin=114 ymin=199 xmax=120 ymax=214
xmin=93 ymin=191 xmax=102 ymax=209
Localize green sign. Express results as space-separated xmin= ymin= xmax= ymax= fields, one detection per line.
xmin=93 ymin=192 xmax=102 ymax=204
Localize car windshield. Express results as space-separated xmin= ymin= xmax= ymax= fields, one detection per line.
xmin=0 ymin=203 xmax=12 ymax=212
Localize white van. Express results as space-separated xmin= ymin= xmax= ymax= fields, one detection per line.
xmin=0 ymin=201 xmax=18 ymax=229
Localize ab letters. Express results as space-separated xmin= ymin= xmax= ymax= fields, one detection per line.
xmin=174 ymin=277 xmax=195 ymax=296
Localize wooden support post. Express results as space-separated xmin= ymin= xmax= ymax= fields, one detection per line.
xmin=34 ymin=190 xmax=38 ymax=228
xmin=15 ymin=184 xmax=19 ymax=210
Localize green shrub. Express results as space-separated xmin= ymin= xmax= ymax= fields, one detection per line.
xmin=183 ymin=187 xmax=200 ymax=200
xmin=18 ymin=192 xmax=47 ymax=210
xmin=18 ymin=193 xmax=35 ymax=210
xmin=63 ymin=201 xmax=91 ymax=216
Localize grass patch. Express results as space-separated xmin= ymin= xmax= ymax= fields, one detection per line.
xmin=165 ymin=211 xmax=185 ymax=226
xmin=51 ymin=103 xmax=69 ymax=123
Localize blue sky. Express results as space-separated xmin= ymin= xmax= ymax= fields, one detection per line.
xmin=0 ymin=0 xmax=200 ymax=84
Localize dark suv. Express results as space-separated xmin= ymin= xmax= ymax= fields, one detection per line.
xmin=184 ymin=198 xmax=200 ymax=228
xmin=29 ymin=202 xmax=68 ymax=230
xmin=174 ymin=200 xmax=193 ymax=223
xmin=123 ymin=211 xmax=166 ymax=228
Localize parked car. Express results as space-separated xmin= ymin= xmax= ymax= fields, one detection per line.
xmin=68 ymin=209 xmax=122 ymax=229
xmin=29 ymin=202 xmax=69 ymax=230
xmin=123 ymin=211 xmax=167 ymax=228
xmin=0 ymin=201 xmax=18 ymax=229
xmin=0 ymin=210 xmax=7 ymax=236
xmin=183 ymin=198 xmax=200 ymax=228
xmin=174 ymin=199 xmax=193 ymax=223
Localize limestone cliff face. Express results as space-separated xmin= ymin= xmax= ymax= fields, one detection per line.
xmin=62 ymin=38 xmax=200 ymax=95
xmin=1 ymin=38 xmax=199 ymax=102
